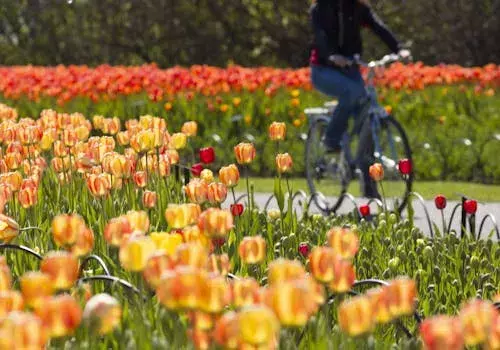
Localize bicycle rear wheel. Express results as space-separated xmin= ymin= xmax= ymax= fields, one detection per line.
xmin=305 ymin=119 xmax=350 ymax=213
xmin=370 ymin=115 xmax=413 ymax=213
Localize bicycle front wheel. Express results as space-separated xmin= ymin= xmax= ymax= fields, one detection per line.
xmin=305 ymin=119 xmax=350 ymax=213
xmin=372 ymin=115 xmax=413 ymax=213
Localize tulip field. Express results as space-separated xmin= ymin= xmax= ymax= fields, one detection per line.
xmin=0 ymin=63 xmax=498 ymax=350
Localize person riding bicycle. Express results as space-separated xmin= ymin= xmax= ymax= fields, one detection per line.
xmin=309 ymin=0 xmax=409 ymax=198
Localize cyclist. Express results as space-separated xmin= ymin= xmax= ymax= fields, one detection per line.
xmin=309 ymin=0 xmax=409 ymax=198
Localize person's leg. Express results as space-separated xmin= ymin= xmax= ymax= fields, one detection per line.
xmin=311 ymin=66 xmax=366 ymax=150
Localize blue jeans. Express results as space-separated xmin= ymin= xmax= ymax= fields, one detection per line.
xmin=311 ymin=65 xmax=367 ymax=149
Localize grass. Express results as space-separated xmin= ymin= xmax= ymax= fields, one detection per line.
xmin=236 ymin=178 xmax=500 ymax=202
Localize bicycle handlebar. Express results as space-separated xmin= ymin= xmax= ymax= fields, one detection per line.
xmin=347 ymin=53 xmax=409 ymax=68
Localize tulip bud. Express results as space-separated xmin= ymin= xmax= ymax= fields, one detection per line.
xmin=234 ymin=143 xmax=256 ymax=165
xmin=142 ymin=190 xmax=157 ymax=208
xmin=326 ymin=227 xmax=359 ymax=260
xmin=420 ymin=316 xmax=464 ymax=350
xmin=133 ymin=171 xmax=148 ymax=188
xmin=0 ymin=290 xmax=24 ymax=318
xmin=398 ymin=158 xmax=412 ymax=175
xmin=83 ymin=293 xmax=122 ymax=335
xmin=338 ymin=295 xmax=375 ymax=336
xmin=20 ymin=271 xmax=54 ymax=309
xmin=40 ymin=251 xmax=79 ymax=290
xmin=230 ymin=203 xmax=244 ymax=217
xmin=191 ymin=163 xmax=204 ymax=177
xmin=104 ymin=216 xmax=133 ymax=246
xmin=275 ymin=153 xmax=293 ymax=173
xmin=119 ymin=235 xmax=156 ymax=272
xmin=464 ymin=199 xmax=477 ymax=215
xmin=171 ymin=132 xmax=188 ymax=150
xmin=199 ymin=147 xmax=215 ymax=164
xmin=268 ymin=258 xmax=306 ymax=285
xmin=200 ymin=169 xmax=214 ymax=183
xmin=0 ymin=312 xmax=48 ymax=349
xmin=386 ymin=278 xmax=417 ymax=318
xmin=359 ymin=204 xmax=371 ymax=217
xmin=219 ymin=164 xmax=240 ymax=187
xmin=0 ymin=214 xmax=19 ymax=243
xmin=238 ymin=236 xmax=266 ymax=264
xmin=298 ymin=242 xmax=310 ymax=258
xmin=207 ymin=182 xmax=228 ymax=204
xmin=434 ymin=194 xmax=447 ymax=210
xmin=35 ymin=294 xmax=82 ymax=338
xmin=268 ymin=122 xmax=286 ymax=141
xmin=238 ymin=306 xmax=280 ymax=346
xmin=328 ymin=259 xmax=356 ymax=293
xmin=181 ymin=121 xmax=198 ymax=137
xmin=184 ymin=179 xmax=208 ymax=204
xmin=197 ymin=208 xmax=233 ymax=238
xmin=52 ymin=213 xmax=90 ymax=248
xmin=369 ymin=163 xmax=384 ymax=181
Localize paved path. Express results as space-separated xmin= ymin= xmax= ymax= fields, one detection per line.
xmin=223 ymin=193 xmax=500 ymax=240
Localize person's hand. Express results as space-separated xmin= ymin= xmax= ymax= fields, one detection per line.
xmin=398 ymin=49 xmax=412 ymax=60
xmin=328 ymin=54 xmax=350 ymax=67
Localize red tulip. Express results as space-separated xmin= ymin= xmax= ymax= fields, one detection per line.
xmin=398 ymin=159 xmax=412 ymax=175
xmin=230 ymin=204 xmax=244 ymax=217
xmin=191 ymin=163 xmax=203 ymax=177
xmin=199 ymin=147 xmax=215 ymax=164
xmin=464 ymin=199 xmax=477 ymax=215
xmin=434 ymin=195 xmax=447 ymax=210
xmin=298 ymin=242 xmax=310 ymax=257
xmin=359 ymin=204 xmax=370 ymax=217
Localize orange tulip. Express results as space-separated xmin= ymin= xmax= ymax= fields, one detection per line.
xmin=213 ymin=311 xmax=240 ymax=349
xmin=86 ymin=173 xmax=111 ymax=197
xmin=199 ymin=275 xmax=231 ymax=314
xmin=487 ymin=313 xmax=500 ymax=350
xmin=0 ymin=171 xmax=22 ymax=192
xmin=197 ymin=208 xmax=234 ymax=238
xmin=104 ymin=215 xmax=133 ymax=246
xmin=0 ymin=214 xmax=19 ymax=243
xmin=181 ymin=121 xmax=198 ymax=137
xmin=0 ymin=311 xmax=48 ymax=349
xmin=207 ymin=253 xmax=230 ymax=277
xmin=82 ymin=293 xmax=122 ymax=335
xmin=133 ymin=170 xmax=148 ymax=188
xmin=326 ymin=227 xmax=359 ymax=260
xmin=184 ymin=179 xmax=208 ymax=204
xmin=70 ymin=226 xmax=94 ymax=257
xmin=231 ymin=278 xmax=261 ymax=309
xmin=265 ymin=279 xmax=317 ymax=327
xmin=40 ymin=251 xmax=79 ymax=290
xmin=156 ymin=266 xmax=206 ymax=311
xmin=143 ymin=252 xmax=175 ymax=289
xmin=207 ymin=182 xmax=227 ymax=204
xmin=35 ymin=294 xmax=82 ymax=338
xmin=268 ymin=258 xmax=306 ymax=286
xmin=338 ymin=295 xmax=375 ymax=336
xmin=20 ymin=271 xmax=54 ymax=309
xmin=219 ymin=164 xmax=240 ymax=187
xmin=176 ymin=243 xmax=209 ymax=269
xmin=116 ymin=131 xmax=130 ymax=146
xmin=234 ymin=142 xmax=256 ymax=164
xmin=187 ymin=311 xmax=214 ymax=331
xmin=4 ymin=152 xmax=22 ymax=170
xmin=268 ymin=122 xmax=286 ymax=141
xmin=119 ymin=235 xmax=156 ymax=272
xmin=369 ymin=163 xmax=384 ymax=181
xmin=386 ymin=278 xmax=417 ymax=318
xmin=328 ymin=258 xmax=356 ymax=293
xmin=459 ymin=299 xmax=497 ymax=346
xmin=309 ymin=246 xmax=338 ymax=283
xmin=130 ymin=129 xmax=156 ymax=153
xmin=165 ymin=203 xmax=201 ymax=229
xmin=18 ymin=184 xmax=38 ymax=208
xmin=420 ymin=316 xmax=464 ymax=350
xmin=0 ymin=290 xmax=24 ymax=318
xmin=52 ymin=213 xmax=89 ymax=248
xmin=0 ymin=256 xmax=12 ymax=291
xmin=275 ymin=153 xmax=293 ymax=173
xmin=238 ymin=236 xmax=267 ymax=264
xmin=109 ymin=155 xmax=133 ymax=179
xmin=142 ymin=190 xmax=157 ymax=208
xmin=187 ymin=328 xmax=211 ymax=350
xmin=238 ymin=306 xmax=280 ymax=346
xmin=366 ymin=287 xmax=392 ymax=324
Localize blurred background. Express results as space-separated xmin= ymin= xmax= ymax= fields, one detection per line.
xmin=0 ymin=0 xmax=498 ymax=67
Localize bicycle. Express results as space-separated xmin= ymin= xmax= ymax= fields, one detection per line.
xmin=304 ymin=54 xmax=413 ymax=214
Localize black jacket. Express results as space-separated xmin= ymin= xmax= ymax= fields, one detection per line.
xmin=310 ymin=0 xmax=401 ymax=66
